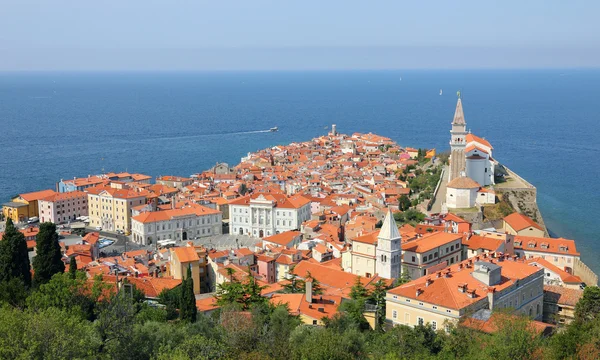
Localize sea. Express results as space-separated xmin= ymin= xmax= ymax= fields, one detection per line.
xmin=0 ymin=70 xmax=599 ymax=275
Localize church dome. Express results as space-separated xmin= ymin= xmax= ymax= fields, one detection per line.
xmin=448 ymin=176 xmax=480 ymax=189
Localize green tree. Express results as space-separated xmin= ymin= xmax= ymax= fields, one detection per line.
xmin=239 ymin=183 xmax=249 ymax=196
xmin=350 ymin=277 xmax=369 ymax=301
xmin=398 ymin=194 xmax=411 ymax=211
xmin=576 ymin=286 xmax=600 ymax=322
xmin=368 ymin=279 xmax=388 ymax=330
xmin=155 ymin=334 xmax=230 ymax=360
xmin=0 ymin=278 xmax=28 ymax=309
xmin=179 ymin=266 xmax=197 ymax=323
xmin=68 ymin=256 xmax=77 ymax=279
xmin=0 ymin=218 xmax=31 ymax=287
xmin=261 ymin=305 xmax=301 ymax=359
xmin=33 ymin=222 xmax=65 ymax=286
xmin=158 ymin=286 xmax=182 ymax=320
xmin=397 ymin=266 xmax=411 ymax=285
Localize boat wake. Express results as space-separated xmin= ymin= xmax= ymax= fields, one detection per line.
xmin=135 ymin=129 xmax=276 ymax=143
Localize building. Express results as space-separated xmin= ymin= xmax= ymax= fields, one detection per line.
xmin=168 ymin=246 xmax=202 ymax=294
xmin=503 ymin=212 xmax=545 ymax=237
xmin=526 ymin=257 xmax=583 ymax=289
xmin=386 ymin=254 xmax=545 ymax=330
xmin=131 ymin=203 xmax=222 ymax=245
xmin=350 ymin=209 xmax=401 ymax=280
xmin=229 ymin=193 xmax=311 ymax=238
xmin=261 ymin=230 xmax=303 ymax=249
xmin=270 ymin=282 xmax=342 ymax=326
xmin=543 ymin=285 xmax=583 ymax=325
xmin=401 ymin=231 xmax=464 ymax=280
xmin=462 ymin=231 xmax=515 ymax=259
xmin=446 ymin=176 xmax=480 ymax=209
xmin=3 ymin=189 xmax=56 ymax=223
xmin=513 ymin=235 xmax=579 ymax=274
xmin=38 ymin=191 xmax=88 ymax=224
xmin=86 ymin=185 xmax=148 ymax=232
xmin=156 ymin=176 xmax=194 ymax=189
xmin=448 ymin=98 xmax=468 ymax=182
xmin=447 ymin=97 xmax=495 ymax=186
xmin=58 ymin=173 xmax=152 ymax=192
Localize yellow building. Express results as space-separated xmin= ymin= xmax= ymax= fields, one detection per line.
xmin=87 ymin=184 xmax=148 ymax=232
xmin=169 ymin=246 xmax=201 ymax=294
xmin=351 ymin=231 xmax=378 ymax=278
xmin=543 ymin=285 xmax=582 ymax=325
xmin=386 ymin=253 xmax=544 ymax=331
xmin=503 ymin=212 xmax=545 ymax=238
xmin=2 ymin=189 xmax=56 ymax=223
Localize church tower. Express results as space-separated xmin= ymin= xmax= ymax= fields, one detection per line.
xmin=376 ymin=209 xmax=401 ymax=279
xmin=448 ymin=95 xmax=468 ymax=182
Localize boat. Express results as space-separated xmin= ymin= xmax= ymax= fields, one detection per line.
xmin=270 ymin=127 xmax=278 ymax=132
xmin=439 ymin=89 xmax=443 ymax=95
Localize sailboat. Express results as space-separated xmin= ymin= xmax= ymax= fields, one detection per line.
xmin=439 ymin=89 xmax=443 ymax=96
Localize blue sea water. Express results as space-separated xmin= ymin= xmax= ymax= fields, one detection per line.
xmin=0 ymin=70 xmax=599 ymax=274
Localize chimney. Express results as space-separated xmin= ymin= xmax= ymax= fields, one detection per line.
xmin=415 ymin=288 xmax=423 ymax=297
xmin=171 ymin=196 xmax=176 ymax=209
xmin=305 ymin=280 xmax=313 ymax=304
xmin=458 ymin=263 xmax=464 ymax=270
xmin=467 ymin=290 xmax=477 ymax=298
xmin=436 ymin=271 xmax=442 ymax=279
xmin=318 ymin=307 xmax=325 ymax=313
xmin=458 ymin=284 xmax=467 ymax=293
xmin=487 ymin=287 xmax=496 ymax=310
xmin=425 ymin=278 xmax=433 ymax=287
xmin=444 ymin=269 xmax=451 ymax=278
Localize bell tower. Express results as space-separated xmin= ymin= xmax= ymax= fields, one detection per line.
xmin=376 ymin=208 xmax=401 ymax=279
xmin=448 ymin=93 xmax=468 ymax=182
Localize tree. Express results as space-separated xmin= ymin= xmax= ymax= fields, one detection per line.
xmin=576 ymin=286 xmax=600 ymax=322
xmin=368 ymin=279 xmax=388 ymax=330
xmin=179 ymin=266 xmax=197 ymax=323
xmin=32 ymin=222 xmax=65 ymax=286
xmin=350 ymin=277 xmax=369 ymax=301
xmin=239 ymin=183 xmax=249 ymax=196
xmin=69 ymin=256 xmax=77 ymax=279
xmin=0 ymin=218 xmax=31 ymax=287
xmin=396 ymin=266 xmax=411 ymax=285
xmin=398 ymin=195 xmax=411 ymax=211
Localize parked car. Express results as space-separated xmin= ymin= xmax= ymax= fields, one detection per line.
xmin=116 ymin=229 xmax=124 ymax=234
xmin=95 ymin=226 xmax=102 ymax=231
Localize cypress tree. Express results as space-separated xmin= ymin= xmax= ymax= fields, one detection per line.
xmin=69 ymin=256 xmax=77 ymax=279
xmin=179 ymin=266 xmax=197 ymax=323
xmin=33 ymin=222 xmax=65 ymax=286
xmin=0 ymin=218 xmax=31 ymax=287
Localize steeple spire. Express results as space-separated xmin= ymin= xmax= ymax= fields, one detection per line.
xmin=453 ymin=97 xmax=466 ymax=125
xmin=378 ymin=208 xmax=400 ymax=241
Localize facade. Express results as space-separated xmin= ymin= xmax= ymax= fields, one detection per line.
xmin=262 ymin=230 xmax=303 ymax=249
xmin=168 ymin=246 xmax=202 ymax=294
xmin=38 ymin=191 xmax=88 ymax=224
xmin=543 ymin=285 xmax=582 ymax=325
xmin=503 ymin=212 xmax=545 ymax=237
xmin=87 ymin=185 xmax=148 ymax=232
xmin=386 ymin=254 xmax=545 ymax=330
xmin=131 ymin=204 xmax=222 ymax=245
xmin=229 ymin=193 xmax=311 ymax=238
xmin=2 ymin=189 xmax=56 ymax=223
xmin=58 ymin=173 xmax=152 ymax=192
xmin=402 ymin=231 xmax=464 ymax=280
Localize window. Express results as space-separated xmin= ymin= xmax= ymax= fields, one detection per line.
xmin=446 ymin=310 xmax=451 ymax=313
xmin=432 ymin=321 xmax=437 ymax=330
xmin=418 ymin=302 xmax=423 ymax=306
xmin=392 ymin=310 xmax=397 ymax=319
xmin=312 ymin=320 xmax=318 ymax=325
xmin=417 ymin=317 xmax=424 ymax=326
xmin=433 ymin=306 xmax=438 ymax=310
xmin=405 ymin=299 xmax=411 ymax=303
xmin=411 ymin=256 xmax=416 ymax=262
xmin=445 ymin=324 xmax=451 ymax=333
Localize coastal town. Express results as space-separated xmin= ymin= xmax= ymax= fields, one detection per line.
xmin=1 ymin=97 xmax=597 ymax=341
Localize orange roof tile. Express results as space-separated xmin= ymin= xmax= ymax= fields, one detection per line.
xmin=504 ymin=212 xmax=543 ymax=232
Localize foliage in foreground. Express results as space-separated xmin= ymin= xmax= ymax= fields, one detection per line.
xmin=0 ymin=270 xmax=599 ymax=359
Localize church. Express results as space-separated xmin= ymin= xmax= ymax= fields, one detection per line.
xmin=446 ymin=96 xmax=496 ymax=209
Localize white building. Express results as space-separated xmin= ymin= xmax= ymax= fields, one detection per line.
xmin=229 ymin=193 xmax=311 ymax=238
xmin=447 ymin=97 xmax=495 ymax=187
xmin=446 ymin=176 xmax=481 ymax=209
xmin=376 ymin=208 xmax=402 ymax=279
xmin=38 ymin=191 xmax=88 ymax=224
xmin=131 ymin=204 xmax=222 ymax=245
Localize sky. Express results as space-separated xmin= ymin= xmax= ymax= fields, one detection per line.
xmin=1 ymin=0 xmax=599 ymax=71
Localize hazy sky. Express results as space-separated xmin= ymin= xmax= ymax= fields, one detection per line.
xmin=1 ymin=0 xmax=599 ymax=71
